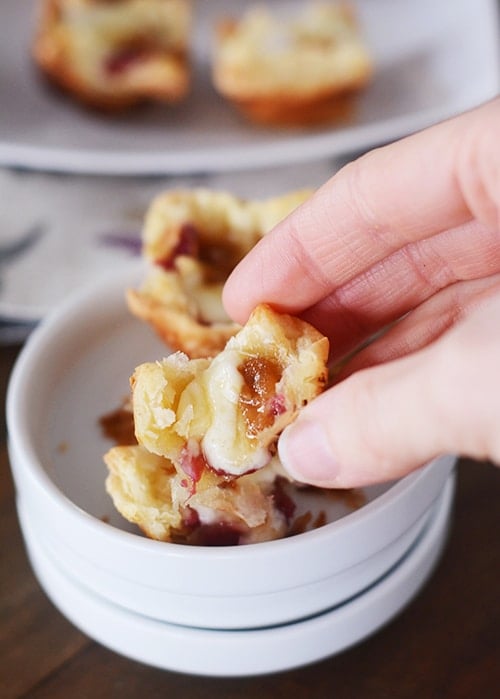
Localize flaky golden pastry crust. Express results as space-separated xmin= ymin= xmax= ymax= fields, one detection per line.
xmin=33 ymin=0 xmax=192 ymax=110
xmin=127 ymin=187 xmax=312 ymax=358
xmin=104 ymin=304 xmax=329 ymax=544
xmin=212 ymin=2 xmax=373 ymax=126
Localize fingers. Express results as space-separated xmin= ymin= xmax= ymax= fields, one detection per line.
xmin=278 ymin=291 xmax=500 ymax=488
xmin=338 ymin=273 xmax=500 ymax=376
xmin=301 ymin=218 xmax=500 ymax=360
xmin=224 ymin=98 xmax=500 ymax=324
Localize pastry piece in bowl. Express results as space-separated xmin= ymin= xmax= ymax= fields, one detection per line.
xmin=126 ymin=187 xmax=312 ymax=358
xmin=105 ymin=446 xmax=292 ymax=545
xmin=104 ymin=304 xmax=329 ymax=545
xmin=212 ymin=1 xmax=373 ymax=126
xmin=33 ymin=0 xmax=192 ymax=110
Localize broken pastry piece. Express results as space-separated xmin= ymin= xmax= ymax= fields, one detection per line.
xmin=126 ymin=187 xmax=312 ymax=358
xmin=132 ymin=304 xmax=329 ymax=475
xmin=104 ymin=304 xmax=329 ymax=544
xmin=105 ymin=446 xmax=292 ymax=544
xmin=33 ymin=0 xmax=192 ymax=110
xmin=212 ymin=2 xmax=373 ymax=126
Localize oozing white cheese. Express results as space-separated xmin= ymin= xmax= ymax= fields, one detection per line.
xmin=201 ymin=349 xmax=271 ymax=476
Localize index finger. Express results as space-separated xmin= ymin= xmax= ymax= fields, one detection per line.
xmin=223 ymin=98 xmax=500 ymax=324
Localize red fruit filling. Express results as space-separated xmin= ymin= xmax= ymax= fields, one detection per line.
xmin=155 ymin=222 xmax=243 ymax=280
xmin=272 ymin=477 xmax=297 ymax=522
xmin=189 ymin=522 xmax=242 ymax=547
xmin=157 ymin=223 xmax=199 ymax=270
xmin=179 ymin=445 xmax=207 ymax=493
xmin=104 ymin=43 xmax=153 ymax=76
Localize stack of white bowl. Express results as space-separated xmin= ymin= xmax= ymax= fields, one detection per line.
xmin=7 ymin=273 xmax=456 ymax=677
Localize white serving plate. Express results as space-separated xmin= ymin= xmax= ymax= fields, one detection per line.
xmin=0 ymin=0 xmax=497 ymax=174
xmin=17 ymin=474 xmax=454 ymax=677
xmin=7 ymin=271 xmax=456 ymax=630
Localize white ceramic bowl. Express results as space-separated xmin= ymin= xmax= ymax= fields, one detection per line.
xmin=16 ymin=474 xmax=455 ymax=677
xmin=7 ymin=272 xmax=456 ymax=632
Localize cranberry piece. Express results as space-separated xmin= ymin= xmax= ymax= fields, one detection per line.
xmin=179 ymin=446 xmax=206 ymax=483
xmin=192 ymin=523 xmax=242 ymax=547
xmin=157 ymin=223 xmax=199 ymax=270
xmin=267 ymin=393 xmax=286 ymax=417
xmin=273 ymin=477 xmax=296 ymax=522
xmin=104 ymin=46 xmax=150 ymax=76
xmin=181 ymin=506 xmax=200 ymax=530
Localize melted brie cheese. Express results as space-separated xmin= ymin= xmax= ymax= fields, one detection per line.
xmin=201 ymin=348 xmax=272 ymax=476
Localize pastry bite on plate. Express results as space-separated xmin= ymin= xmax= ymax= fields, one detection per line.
xmin=126 ymin=187 xmax=312 ymax=358
xmin=212 ymin=1 xmax=373 ymax=126
xmin=104 ymin=304 xmax=329 ymax=545
xmin=33 ymin=0 xmax=192 ymax=110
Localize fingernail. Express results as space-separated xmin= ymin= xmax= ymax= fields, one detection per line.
xmin=278 ymin=419 xmax=341 ymax=486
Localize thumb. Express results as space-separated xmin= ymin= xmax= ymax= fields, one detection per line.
xmin=278 ymin=298 xmax=500 ymax=487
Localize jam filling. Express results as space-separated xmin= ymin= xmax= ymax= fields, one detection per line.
xmin=181 ymin=505 xmax=200 ymax=530
xmin=272 ymin=477 xmax=296 ymax=522
xmin=179 ymin=446 xmax=207 ymax=493
xmin=99 ymin=404 xmax=136 ymax=446
xmin=157 ymin=222 xmax=243 ymax=280
xmin=104 ymin=41 xmax=154 ymax=76
xmin=198 ymin=238 xmax=242 ymax=279
xmin=158 ymin=223 xmax=199 ymax=270
xmin=177 ymin=506 xmax=243 ymax=546
xmin=188 ymin=522 xmax=242 ymax=547
xmin=239 ymin=356 xmax=283 ymax=437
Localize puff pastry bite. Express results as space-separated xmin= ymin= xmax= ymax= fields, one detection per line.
xmin=127 ymin=187 xmax=312 ymax=358
xmin=33 ymin=0 xmax=192 ymax=110
xmin=212 ymin=1 xmax=373 ymax=126
xmin=104 ymin=304 xmax=329 ymax=545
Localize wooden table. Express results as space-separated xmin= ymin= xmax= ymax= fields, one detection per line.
xmin=1 ymin=342 xmax=499 ymax=699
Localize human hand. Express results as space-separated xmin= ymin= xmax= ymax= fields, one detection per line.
xmin=223 ymin=98 xmax=500 ymax=487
